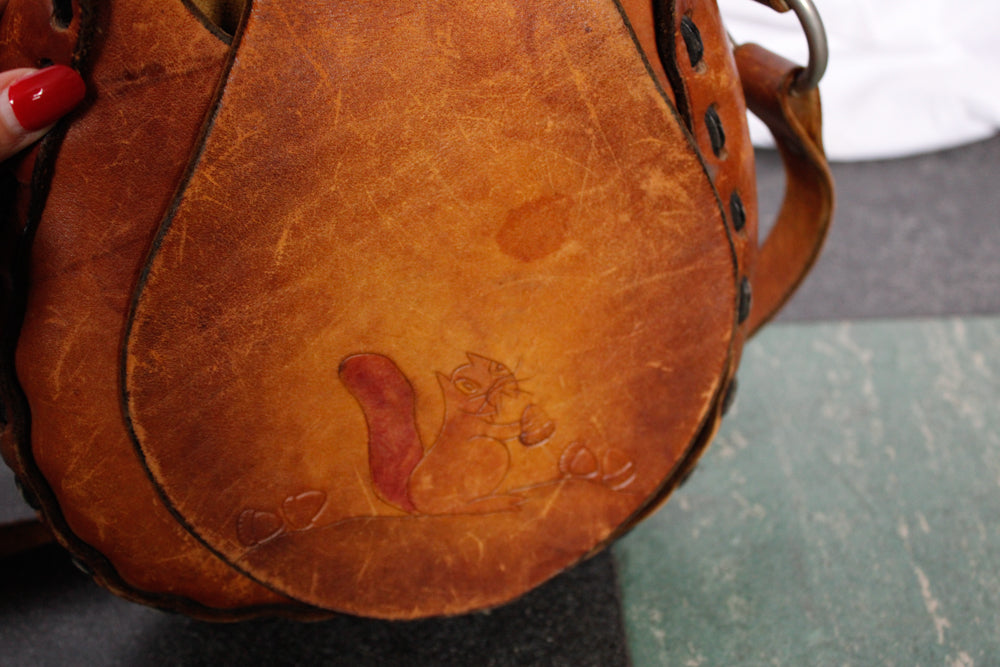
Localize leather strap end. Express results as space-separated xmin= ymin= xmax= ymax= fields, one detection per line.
xmin=749 ymin=0 xmax=792 ymax=12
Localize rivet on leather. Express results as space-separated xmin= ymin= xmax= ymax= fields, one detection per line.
xmin=70 ymin=555 xmax=95 ymax=578
xmin=679 ymin=15 xmax=704 ymax=68
xmin=730 ymin=191 xmax=747 ymax=232
xmin=705 ymin=103 xmax=726 ymax=157
xmin=739 ymin=277 xmax=753 ymax=324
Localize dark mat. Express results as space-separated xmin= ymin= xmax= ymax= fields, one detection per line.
xmin=0 ymin=544 xmax=628 ymax=666
xmin=0 ymin=466 xmax=33 ymax=525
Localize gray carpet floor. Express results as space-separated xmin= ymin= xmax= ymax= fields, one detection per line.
xmin=772 ymin=135 xmax=1000 ymax=321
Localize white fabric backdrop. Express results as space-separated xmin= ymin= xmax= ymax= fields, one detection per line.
xmin=718 ymin=0 xmax=1000 ymax=161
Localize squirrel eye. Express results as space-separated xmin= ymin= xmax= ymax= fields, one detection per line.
xmin=455 ymin=378 xmax=479 ymax=394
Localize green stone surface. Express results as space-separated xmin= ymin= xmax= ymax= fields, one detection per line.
xmin=615 ymin=317 xmax=1000 ymax=666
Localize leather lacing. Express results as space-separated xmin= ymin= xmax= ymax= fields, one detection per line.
xmin=185 ymin=0 xmax=246 ymax=38
xmin=679 ymin=15 xmax=704 ymax=69
xmin=667 ymin=7 xmax=751 ymax=432
xmin=675 ymin=9 xmax=751 ymax=324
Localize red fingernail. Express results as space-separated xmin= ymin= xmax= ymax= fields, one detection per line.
xmin=7 ymin=65 xmax=86 ymax=132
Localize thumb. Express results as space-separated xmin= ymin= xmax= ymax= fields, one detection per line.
xmin=0 ymin=65 xmax=86 ymax=161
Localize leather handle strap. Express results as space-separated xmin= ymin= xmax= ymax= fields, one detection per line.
xmin=735 ymin=42 xmax=834 ymax=335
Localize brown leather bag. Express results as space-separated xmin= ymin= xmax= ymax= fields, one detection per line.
xmin=0 ymin=0 xmax=832 ymax=619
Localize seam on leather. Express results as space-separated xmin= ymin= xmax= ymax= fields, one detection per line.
xmin=180 ymin=0 xmax=237 ymax=45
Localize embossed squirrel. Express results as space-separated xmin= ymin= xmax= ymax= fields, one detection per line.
xmin=338 ymin=352 xmax=555 ymax=514
xmin=236 ymin=353 xmax=637 ymax=547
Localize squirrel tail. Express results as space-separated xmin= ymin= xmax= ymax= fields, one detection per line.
xmin=338 ymin=354 xmax=423 ymax=512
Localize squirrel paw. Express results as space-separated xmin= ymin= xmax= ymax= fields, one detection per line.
xmin=519 ymin=404 xmax=556 ymax=447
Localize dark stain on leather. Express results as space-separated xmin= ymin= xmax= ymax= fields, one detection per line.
xmin=496 ymin=194 xmax=572 ymax=262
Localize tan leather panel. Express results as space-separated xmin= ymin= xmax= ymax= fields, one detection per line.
xmin=124 ymin=0 xmax=738 ymax=617
xmin=13 ymin=0 xmax=288 ymax=610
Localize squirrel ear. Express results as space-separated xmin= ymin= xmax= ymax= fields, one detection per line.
xmin=465 ymin=352 xmax=489 ymax=366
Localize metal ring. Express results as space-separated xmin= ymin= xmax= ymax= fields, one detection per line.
xmin=784 ymin=0 xmax=829 ymax=92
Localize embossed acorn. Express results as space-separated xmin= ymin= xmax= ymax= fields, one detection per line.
xmin=236 ymin=490 xmax=327 ymax=547
xmin=519 ymin=404 xmax=556 ymax=447
xmin=600 ymin=449 xmax=637 ymax=491
xmin=559 ymin=441 xmax=600 ymax=479
xmin=557 ymin=442 xmax=636 ymax=491
xmin=236 ymin=508 xmax=283 ymax=547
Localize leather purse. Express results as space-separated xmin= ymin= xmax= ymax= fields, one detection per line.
xmin=0 ymin=0 xmax=832 ymax=619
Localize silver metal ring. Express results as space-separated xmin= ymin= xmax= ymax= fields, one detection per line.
xmin=784 ymin=0 xmax=829 ymax=92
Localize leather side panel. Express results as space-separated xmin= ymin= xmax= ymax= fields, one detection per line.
xmin=13 ymin=0 xmax=292 ymax=612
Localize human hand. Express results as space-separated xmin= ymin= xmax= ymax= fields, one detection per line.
xmin=0 ymin=65 xmax=85 ymax=161
xmin=0 ymin=0 xmax=86 ymax=162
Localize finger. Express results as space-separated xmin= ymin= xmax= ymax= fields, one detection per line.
xmin=0 ymin=65 xmax=86 ymax=160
